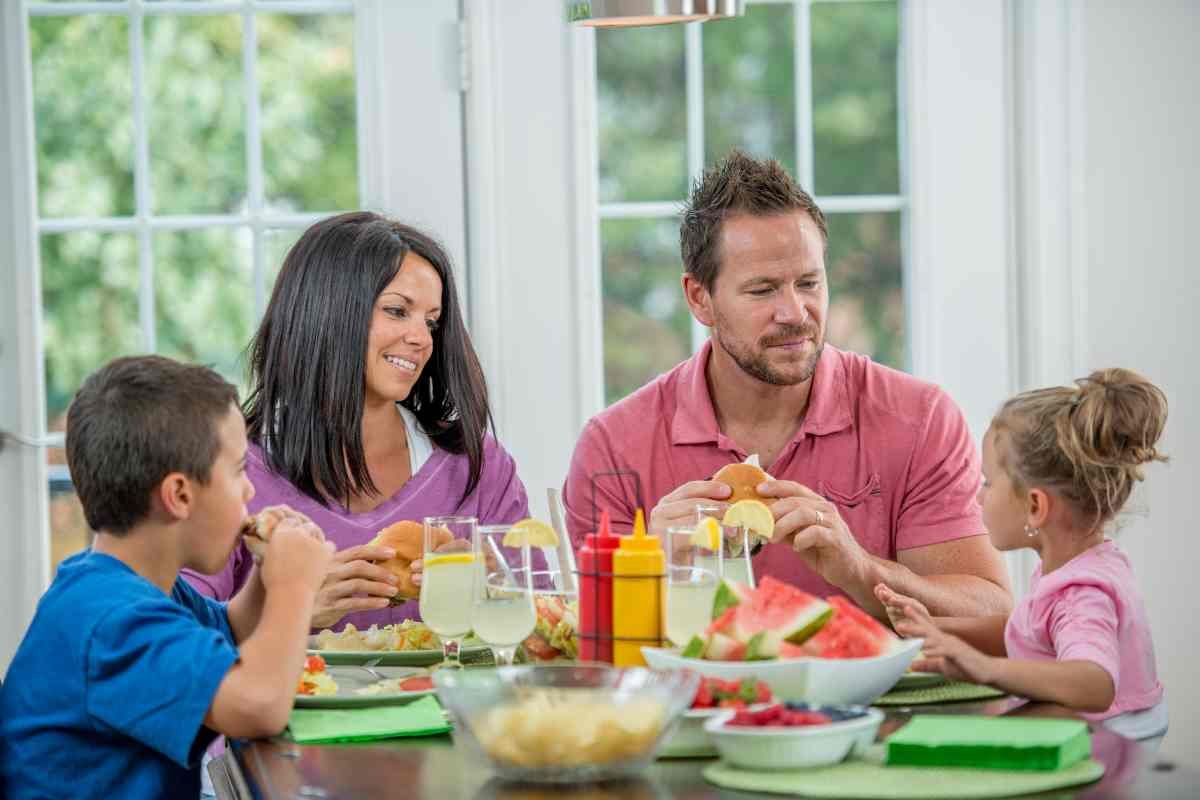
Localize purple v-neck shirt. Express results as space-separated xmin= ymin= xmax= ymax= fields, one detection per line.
xmin=183 ymin=437 xmax=529 ymax=631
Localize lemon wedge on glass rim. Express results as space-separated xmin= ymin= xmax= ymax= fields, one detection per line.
xmin=722 ymin=499 xmax=775 ymax=542
xmin=424 ymin=552 xmax=476 ymax=568
xmin=690 ymin=517 xmax=722 ymax=550
xmin=501 ymin=518 xmax=560 ymax=548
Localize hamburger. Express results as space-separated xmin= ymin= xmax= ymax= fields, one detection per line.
xmin=239 ymin=506 xmax=292 ymax=560
xmin=367 ymin=521 xmax=453 ymax=603
xmin=712 ymin=462 xmax=771 ymax=503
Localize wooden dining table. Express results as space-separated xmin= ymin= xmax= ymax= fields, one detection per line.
xmin=214 ymin=696 xmax=1194 ymax=799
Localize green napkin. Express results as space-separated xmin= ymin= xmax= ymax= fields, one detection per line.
xmin=287 ymin=695 xmax=451 ymax=744
xmin=885 ymin=715 xmax=1090 ymax=771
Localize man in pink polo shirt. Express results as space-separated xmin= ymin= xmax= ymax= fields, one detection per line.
xmin=563 ymin=151 xmax=1011 ymax=618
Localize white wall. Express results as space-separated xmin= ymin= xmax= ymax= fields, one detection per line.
xmin=1074 ymin=0 xmax=1200 ymax=761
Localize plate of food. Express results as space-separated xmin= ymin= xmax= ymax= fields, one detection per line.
xmin=295 ymin=654 xmax=438 ymax=708
xmin=660 ymin=676 xmax=775 ymax=758
xmin=308 ymin=621 xmax=490 ymax=666
xmin=891 ymin=670 xmax=947 ymax=691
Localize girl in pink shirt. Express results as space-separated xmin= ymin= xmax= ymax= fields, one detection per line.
xmin=877 ymin=368 xmax=1168 ymax=739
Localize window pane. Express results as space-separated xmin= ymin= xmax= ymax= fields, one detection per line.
xmin=811 ymin=1 xmax=900 ymax=196
xmin=265 ymin=227 xmax=304 ymax=293
xmin=154 ymin=228 xmax=255 ymax=396
xmin=601 ymin=218 xmax=691 ymax=404
xmin=596 ymin=26 xmax=687 ymax=204
xmin=41 ymin=232 xmax=143 ymax=428
xmin=259 ymin=14 xmax=358 ymax=212
xmin=824 ymin=212 xmax=904 ymax=369
xmin=146 ymin=15 xmax=246 ymax=214
xmin=30 ymin=15 xmax=134 ymax=218
xmin=48 ymin=449 xmax=90 ymax=574
xmin=704 ymin=3 xmax=796 ymax=176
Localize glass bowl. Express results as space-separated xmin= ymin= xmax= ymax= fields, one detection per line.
xmin=433 ymin=664 xmax=699 ymax=783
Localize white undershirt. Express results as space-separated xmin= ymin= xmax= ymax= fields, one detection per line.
xmin=397 ymin=404 xmax=433 ymax=476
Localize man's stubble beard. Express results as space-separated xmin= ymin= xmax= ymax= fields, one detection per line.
xmin=712 ymin=309 xmax=824 ymax=387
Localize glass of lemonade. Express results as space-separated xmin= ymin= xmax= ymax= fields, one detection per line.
xmin=420 ymin=515 xmax=477 ymax=668
xmin=695 ymin=504 xmax=756 ymax=588
xmin=665 ymin=526 xmax=721 ymax=648
xmin=665 ymin=565 xmax=720 ymax=648
xmin=471 ymin=524 xmax=537 ymax=666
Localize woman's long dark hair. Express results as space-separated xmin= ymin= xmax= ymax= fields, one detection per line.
xmin=244 ymin=212 xmax=493 ymax=507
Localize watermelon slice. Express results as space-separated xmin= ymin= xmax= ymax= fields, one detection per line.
xmin=711 ymin=579 xmax=755 ymax=619
xmin=800 ymin=595 xmax=901 ymax=658
xmin=699 ymin=577 xmax=831 ymax=660
xmin=706 ymin=632 xmax=747 ymax=660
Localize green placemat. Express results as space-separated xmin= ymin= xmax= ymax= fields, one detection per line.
xmin=287 ymin=694 xmax=451 ymax=743
xmin=874 ymin=681 xmax=1006 ymax=706
xmin=703 ymin=745 xmax=1105 ymax=799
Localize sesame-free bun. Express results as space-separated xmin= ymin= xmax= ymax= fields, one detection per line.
xmin=239 ymin=507 xmax=290 ymax=559
xmin=369 ymin=521 xmax=453 ymax=603
xmin=713 ymin=462 xmax=770 ymax=503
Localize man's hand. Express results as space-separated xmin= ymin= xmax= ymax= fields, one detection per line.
xmin=891 ymin=595 xmax=996 ymax=685
xmin=648 ymin=480 xmax=732 ymax=537
xmin=758 ymin=480 xmax=871 ymax=592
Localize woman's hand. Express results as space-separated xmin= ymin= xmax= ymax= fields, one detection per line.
xmin=408 ymin=536 xmax=473 ymax=589
xmin=309 ymin=544 xmax=402 ymax=630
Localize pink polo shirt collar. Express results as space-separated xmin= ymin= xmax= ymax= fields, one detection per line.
xmin=669 ymin=340 xmax=854 ymax=452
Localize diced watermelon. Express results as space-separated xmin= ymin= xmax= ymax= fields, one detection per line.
xmin=711 ymin=579 xmax=755 ymax=619
xmin=801 ymin=595 xmax=901 ymax=658
xmin=681 ymin=635 xmax=707 ymax=658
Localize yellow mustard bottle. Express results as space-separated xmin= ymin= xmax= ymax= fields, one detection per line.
xmin=611 ymin=509 xmax=665 ymax=667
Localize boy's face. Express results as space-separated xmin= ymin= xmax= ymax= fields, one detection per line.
xmin=185 ymin=404 xmax=255 ymax=574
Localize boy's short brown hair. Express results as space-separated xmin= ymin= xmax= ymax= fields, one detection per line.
xmin=65 ymin=355 xmax=239 ymax=534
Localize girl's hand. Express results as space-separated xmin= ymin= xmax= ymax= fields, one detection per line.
xmin=893 ymin=601 xmax=996 ymax=686
xmin=874 ymin=583 xmax=929 ymax=634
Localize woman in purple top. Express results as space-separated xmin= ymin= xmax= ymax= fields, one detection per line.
xmin=184 ymin=212 xmax=529 ymax=631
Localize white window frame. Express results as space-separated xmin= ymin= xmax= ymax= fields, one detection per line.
xmin=595 ymin=0 xmax=908 ymax=383
xmin=1 ymin=0 xmax=469 ymax=670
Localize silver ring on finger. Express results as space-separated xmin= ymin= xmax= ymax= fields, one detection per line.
xmin=814 ymin=510 xmax=824 ymax=526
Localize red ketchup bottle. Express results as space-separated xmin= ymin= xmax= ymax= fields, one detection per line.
xmin=577 ymin=510 xmax=620 ymax=663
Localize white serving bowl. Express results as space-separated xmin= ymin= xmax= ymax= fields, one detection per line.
xmin=642 ymin=637 xmax=922 ymax=705
xmin=703 ymin=706 xmax=884 ymax=770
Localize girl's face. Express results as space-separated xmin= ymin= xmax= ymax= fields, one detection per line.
xmin=978 ymin=426 xmax=1032 ymax=551
xmin=364 ymin=252 xmax=443 ymax=406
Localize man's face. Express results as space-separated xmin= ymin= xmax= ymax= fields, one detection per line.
xmin=703 ymin=212 xmax=828 ymax=386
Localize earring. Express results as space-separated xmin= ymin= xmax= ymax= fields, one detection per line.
xmin=1024 ymin=524 xmax=1039 ymax=538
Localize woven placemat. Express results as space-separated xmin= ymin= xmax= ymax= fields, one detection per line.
xmin=874 ymin=681 xmax=1006 ymax=706
xmin=703 ymin=746 xmax=1104 ymax=799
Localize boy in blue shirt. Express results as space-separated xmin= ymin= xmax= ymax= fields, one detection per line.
xmin=0 ymin=356 xmax=333 ymax=798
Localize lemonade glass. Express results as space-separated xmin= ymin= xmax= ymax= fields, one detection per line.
xmin=472 ymin=524 xmax=536 ymax=666
xmin=665 ymin=526 xmax=721 ymax=648
xmin=694 ymin=504 xmax=756 ymax=588
xmin=420 ymin=515 xmax=477 ymax=668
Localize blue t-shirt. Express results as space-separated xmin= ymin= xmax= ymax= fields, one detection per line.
xmin=0 ymin=550 xmax=240 ymax=799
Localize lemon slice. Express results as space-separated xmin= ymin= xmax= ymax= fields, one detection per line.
xmin=424 ymin=552 xmax=476 ymax=568
xmin=722 ymin=499 xmax=775 ymax=541
xmin=501 ymin=518 xmax=559 ymax=547
xmin=690 ymin=517 xmax=722 ymax=550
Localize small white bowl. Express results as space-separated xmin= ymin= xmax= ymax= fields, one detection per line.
xmin=703 ymin=706 xmax=884 ymax=770
xmin=642 ymin=637 xmax=922 ymax=706
xmin=661 ymin=704 xmax=774 ymax=758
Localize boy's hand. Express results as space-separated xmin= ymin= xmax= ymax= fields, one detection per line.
xmin=874 ymin=583 xmax=929 ymax=634
xmin=261 ymin=519 xmax=335 ymax=595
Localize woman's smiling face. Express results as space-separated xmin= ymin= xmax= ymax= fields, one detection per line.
xmin=364 ymin=252 xmax=442 ymax=405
